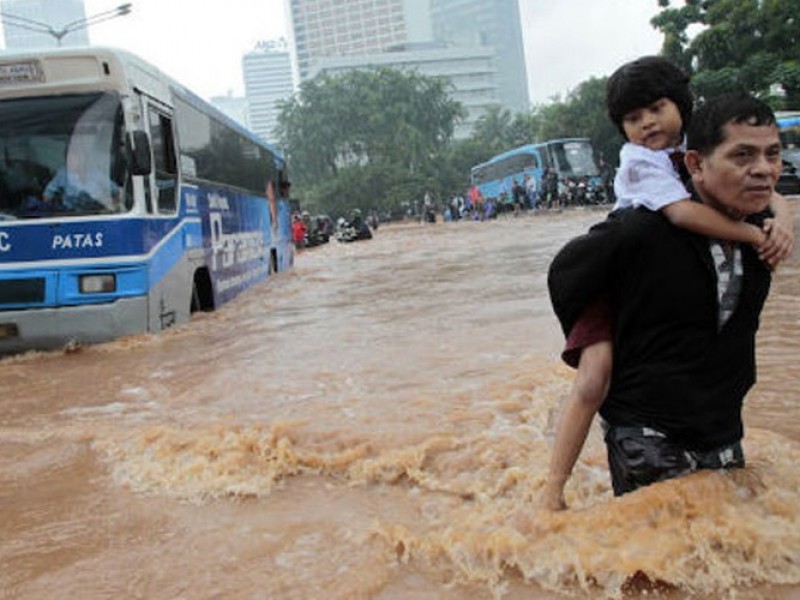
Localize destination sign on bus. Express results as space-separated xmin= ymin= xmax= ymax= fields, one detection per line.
xmin=0 ymin=61 xmax=42 ymax=86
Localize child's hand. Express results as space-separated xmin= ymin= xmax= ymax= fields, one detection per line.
xmin=758 ymin=218 xmax=794 ymax=269
xmin=538 ymin=479 xmax=568 ymax=511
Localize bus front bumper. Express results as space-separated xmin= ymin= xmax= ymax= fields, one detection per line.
xmin=0 ymin=296 xmax=148 ymax=356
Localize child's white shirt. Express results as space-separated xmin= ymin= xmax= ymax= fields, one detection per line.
xmin=612 ymin=142 xmax=689 ymax=211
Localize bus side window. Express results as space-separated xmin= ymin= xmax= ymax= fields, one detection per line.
xmin=148 ymin=108 xmax=178 ymax=214
xmin=541 ymin=149 xmax=553 ymax=170
xmin=523 ymin=153 xmax=538 ymax=169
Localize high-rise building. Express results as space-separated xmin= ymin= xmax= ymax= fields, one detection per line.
xmin=1 ymin=0 xmax=89 ymax=49
xmin=310 ymin=42 xmax=498 ymax=140
xmin=242 ymin=39 xmax=294 ymax=143
xmin=430 ymin=0 xmax=529 ymax=113
xmin=285 ymin=0 xmax=530 ymax=137
xmin=287 ymin=0 xmax=431 ymax=82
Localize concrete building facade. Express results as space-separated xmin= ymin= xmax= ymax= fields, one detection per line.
xmin=309 ymin=42 xmax=498 ymax=139
xmin=430 ymin=0 xmax=529 ymax=113
xmin=285 ymin=0 xmax=530 ymax=137
xmin=242 ymin=39 xmax=295 ymax=143
xmin=287 ymin=0 xmax=431 ymax=82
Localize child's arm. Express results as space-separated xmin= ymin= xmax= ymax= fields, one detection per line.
xmin=540 ymin=340 xmax=612 ymax=511
xmin=758 ymin=192 xmax=795 ymax=267
xmin=661 ymin=199 xmax=767 ymax=247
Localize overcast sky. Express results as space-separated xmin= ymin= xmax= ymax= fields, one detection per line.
xmin=5 ymin=0 xmax=664 ymax=106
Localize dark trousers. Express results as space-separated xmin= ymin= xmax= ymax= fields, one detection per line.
xmin=604 ymin=425 xmax=745 ymax=496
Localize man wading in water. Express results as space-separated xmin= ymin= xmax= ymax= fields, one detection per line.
xmin=543 ymin=93 xmax=792 ymax=503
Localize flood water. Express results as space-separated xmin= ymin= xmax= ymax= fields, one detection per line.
xmin=2 ymin=205 xmax=799 ymax=599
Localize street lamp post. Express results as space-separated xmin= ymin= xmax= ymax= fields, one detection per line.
xmin=1 ymin=3 xmax=132 ymax=47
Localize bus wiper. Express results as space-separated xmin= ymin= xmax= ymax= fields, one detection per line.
xmin=0 ymin=212 xmax=18 ymax=221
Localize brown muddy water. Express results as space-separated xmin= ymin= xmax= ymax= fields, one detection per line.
xmin=1 ymin=205 xmax=799 ymax=600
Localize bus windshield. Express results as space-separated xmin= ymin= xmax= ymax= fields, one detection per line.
xmin=0 ymin=92 xmax=130 ymax=220
xmin=549 ymin=140 xmax=597 ymax=178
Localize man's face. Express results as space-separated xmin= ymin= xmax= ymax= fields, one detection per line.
xmin=689 ymin=120 xmax=782 ymax=219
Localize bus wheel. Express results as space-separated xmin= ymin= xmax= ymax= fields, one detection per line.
xmin=191 ymin=268 xmax=215 ymax=313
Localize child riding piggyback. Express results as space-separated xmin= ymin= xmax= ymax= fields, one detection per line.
xmin=608 ymin=56 xmax=792 ymax=254
xmin=539 ymin=55 xmax=795 ymax=511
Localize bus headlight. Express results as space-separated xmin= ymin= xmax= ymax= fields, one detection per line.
xmin=0 ymin=323 xmax=19 ymax=339
xmin=79 ymin=274 xmax=116 ymax=294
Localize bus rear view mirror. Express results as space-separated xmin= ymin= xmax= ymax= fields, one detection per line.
xmin=127 ymin=130 xmax=152 ymax=175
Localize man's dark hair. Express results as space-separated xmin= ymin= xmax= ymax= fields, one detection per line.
xmin=687 ymin=93 xmax=777 ymax=155
xmin=606 ymin=56 xmax=693 ymax=140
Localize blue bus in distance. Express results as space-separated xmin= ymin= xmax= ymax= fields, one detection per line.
xmin=470 ymin=138 xmax=601 ymax=201
xmin=0 ymin=48 xmax=294 ymax=354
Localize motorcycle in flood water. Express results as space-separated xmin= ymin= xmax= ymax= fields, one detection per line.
xmin=335 ymin=218 xmax=372 ymax=243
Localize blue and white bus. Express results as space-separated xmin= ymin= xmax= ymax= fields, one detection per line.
xmin=0 ymin=47 xmax=293 ymax=354
xmin=469 ymin=138 xmax=600 ymax=200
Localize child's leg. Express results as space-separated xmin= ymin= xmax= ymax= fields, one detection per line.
xmin=540 ymin=339 xmax=612 ymax=511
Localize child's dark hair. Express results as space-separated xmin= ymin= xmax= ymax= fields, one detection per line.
xmin=687 ymin=93 xmax=777 ymax=155
xmin=606 ymin=56 xmax=693 ymax=140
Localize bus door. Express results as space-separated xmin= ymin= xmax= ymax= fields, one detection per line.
xmin=138 ymin=95 xmax=185 ymax=330
xmin=143 ymin=100 xmax=178 ymax=215
xmin=541 ymin=145 xmax=555 ymax=173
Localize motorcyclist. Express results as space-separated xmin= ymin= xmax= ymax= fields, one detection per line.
xmin=349 ymin=208 xmax=372 ymax=240
xmin=337 ymin=208 xmax=372 ymax=242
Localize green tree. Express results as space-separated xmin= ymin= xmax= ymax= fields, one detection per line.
xmin=507 ymin=111 xmax=544 ymax=148
xmin=432 ymin=136 xmax=504 ymax=200
xmin=469 ymin=106 xmax=514 ymax=156
xmin=653 ymin=0 xmax=800 ymax=107
xmin=275 ymin=67 xmax=464 ymax=216
xmin=651 ymin=0 xmax=704 ymax=72
xmin=529 ymin=78 xmax=622 ymax=166
xmin=465 ymin=107 xmax=547 ymax=156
